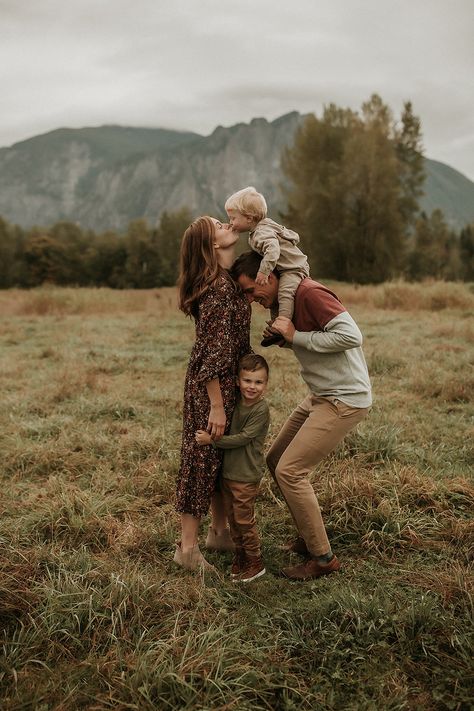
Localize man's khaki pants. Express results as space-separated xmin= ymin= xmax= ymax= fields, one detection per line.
xmin=266 ymin=394 xmax=370 ymax=556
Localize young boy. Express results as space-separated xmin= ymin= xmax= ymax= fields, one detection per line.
xmin=195 ymin=354 xmax=270 ymax=582
xmin=225 ymin=186 xmax=310 ymax=345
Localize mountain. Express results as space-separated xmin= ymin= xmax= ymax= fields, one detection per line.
xmin=420 ymin=159 xmax=474 ymax=227
xmin=0 ymin=114 xmax=473 ymax=232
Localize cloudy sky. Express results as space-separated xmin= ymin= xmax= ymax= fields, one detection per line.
xmin=1 ymin=0 xmax=473 ymax=179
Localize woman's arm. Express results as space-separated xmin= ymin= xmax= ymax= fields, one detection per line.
xmin=205 ymin=377 xmax=226 ymax=439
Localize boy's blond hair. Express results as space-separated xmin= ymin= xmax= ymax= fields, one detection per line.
xmin=225 ymin=186 xmax=267 ymax=222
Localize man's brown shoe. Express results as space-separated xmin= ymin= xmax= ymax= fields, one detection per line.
xmin=281 ymin=555 xmax=341 ymax=581
xmin=279 ymin=536 xmax=309 ymax=555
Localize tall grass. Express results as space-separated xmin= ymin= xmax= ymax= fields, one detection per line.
xmin=0 ymin=282 xmax=473 ymax=710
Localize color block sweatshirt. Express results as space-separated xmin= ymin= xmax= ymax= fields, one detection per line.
xmin=291 ymin=279 xmax=372 ymax=409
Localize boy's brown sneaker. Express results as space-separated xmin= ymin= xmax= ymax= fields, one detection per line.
xmin=233 ymin=556 xmax=266 ymax=583
xmin=281 ymin=555 xmax=340 ymax=581
xmin=230 ymin=548 xmax=246 ymax=577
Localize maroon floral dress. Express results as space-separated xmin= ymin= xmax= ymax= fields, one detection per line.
xmin=176 ymin=273 xmax=251 ymax=517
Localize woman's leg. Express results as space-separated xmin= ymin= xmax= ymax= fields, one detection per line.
xmin=181 ymin=512 xmax=200 ymax=553
xmin=175 ymin=513 xmax=216 ymax=571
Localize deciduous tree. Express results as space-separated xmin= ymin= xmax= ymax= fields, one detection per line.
xmin=281 ymin=95 xmax=425 ymax=283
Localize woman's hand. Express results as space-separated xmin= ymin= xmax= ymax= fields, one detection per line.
xmin=207 ymin=403 xmax=226 ymax=440
xmin=195 ymin=429 xmax=213 ymax=445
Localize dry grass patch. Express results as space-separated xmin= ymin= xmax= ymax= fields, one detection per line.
xmin=1 ymin=283 xmax=473 ymax=710
xmin=410 ymin=369 xmax=474 ymax=403
xmin=0 ymin=286 xmax=178 ymax=317
xmin=334 ymin=279 xmax=474 ymax=312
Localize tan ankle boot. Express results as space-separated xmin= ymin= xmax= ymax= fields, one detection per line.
xmin=205 ymin=525 xmax=235 ymax=552
xmin=173 ymin=542 xmax=217 ymax=572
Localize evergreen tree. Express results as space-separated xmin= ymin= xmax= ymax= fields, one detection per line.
xmin=0 ymin=217 xmax=17 ymax=287
xmin=85 ymin=231 xmax=127 ymax=288
xmin=49 ymin=222 xmax=90 ymax=284
xmin=459 ymin=224 xmax=474 ymax=281
xmin=123 ymin=219 xmax=159 ymax=288
xmin=395 ymin=101 xmax=425 ymax=232
xmin=409 ymin=210 xmax=460 ymax=280
xmin=154 ymin=208 xmax=193 ymax=286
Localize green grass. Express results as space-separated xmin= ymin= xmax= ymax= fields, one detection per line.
xmin=0 ymin=283 xmax=473 ymax=710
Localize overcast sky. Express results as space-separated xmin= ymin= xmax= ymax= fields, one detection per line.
xmin=1 ymin=0 xmax=473 ymax=179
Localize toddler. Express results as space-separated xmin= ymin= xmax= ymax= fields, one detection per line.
xmin=225 ymin=186 xmax=310 ymax=342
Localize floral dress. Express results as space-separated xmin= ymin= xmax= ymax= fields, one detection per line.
xmin=176 ymin=274 xmax=251 ymax=517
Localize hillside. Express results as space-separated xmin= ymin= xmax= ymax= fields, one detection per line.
xmin=421 ymin=159 xmax=474 ymax=227
xmin=0 ymin=114 xmax=473 ymax=231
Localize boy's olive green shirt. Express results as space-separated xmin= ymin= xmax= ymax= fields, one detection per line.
xmin=212 ymin=398 xmax=270 ymax=483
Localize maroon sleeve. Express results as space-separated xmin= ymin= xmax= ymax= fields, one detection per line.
xmin=293 ymin=280 xmax=346 ymax=332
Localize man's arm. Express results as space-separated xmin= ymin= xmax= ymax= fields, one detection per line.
xmin=273 ymin=312 xmax=363 ymax=352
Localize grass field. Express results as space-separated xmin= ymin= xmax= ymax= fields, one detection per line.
xmin=0 ymin=282 xmax=473 ymax=710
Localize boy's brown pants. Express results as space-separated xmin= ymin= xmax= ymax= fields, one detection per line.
xmin=221 ymin=479 xmax=261 ymax=559
xmin=266 ymin=394 xmax=370 ymax=556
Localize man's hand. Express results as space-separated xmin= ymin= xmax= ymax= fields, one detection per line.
xmin=255 ymin=271 xmax=269 ymax=285
xmin=195 ymin=429 xmax=213 ymax=445
xmin=271 ymin=316 xmax=296 ymax=343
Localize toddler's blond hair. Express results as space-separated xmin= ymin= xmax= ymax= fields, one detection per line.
xmin=225 ymin=186 xmax=267 ymax=222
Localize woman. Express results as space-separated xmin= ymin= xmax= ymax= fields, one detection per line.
xmin=174 ymin=216 xmax=251 ymax=570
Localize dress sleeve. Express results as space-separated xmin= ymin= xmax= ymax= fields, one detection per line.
xmin=196 ymin=279 xmax=239 ymax=382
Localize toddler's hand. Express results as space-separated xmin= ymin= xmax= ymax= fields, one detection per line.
xmin=195 ymin=429 xmax=212 ymax=445
xmin=255 ymin=271 xmax=268 ymax=285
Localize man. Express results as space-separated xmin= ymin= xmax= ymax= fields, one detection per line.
xmin=231 ymin=251 xmax=372 ymax=580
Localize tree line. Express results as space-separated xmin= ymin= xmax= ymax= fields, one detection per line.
xmin=0 ymin=209 xmax=192 ymax=289
xmin=0 ymin=94 xmax=473 ymax=288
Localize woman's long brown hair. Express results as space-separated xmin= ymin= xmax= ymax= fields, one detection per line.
xmin=178 ymin=216 xmax=224 ymax=319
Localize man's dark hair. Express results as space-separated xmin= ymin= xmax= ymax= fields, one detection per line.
xmin=239 ymin=353 xmax=269 ymax=377
xmin=231 ymin=251 xmax=279 ymax=281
